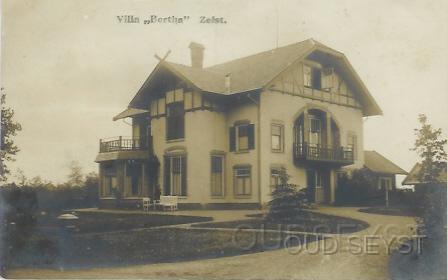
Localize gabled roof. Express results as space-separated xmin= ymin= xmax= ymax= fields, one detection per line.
xmin=364 ymin=151 xmax=408 ymax=175
xmin=130 ymin=39 xmax=382 ymax=116
xmin=402 ymin=162 xmax=447 ymax=185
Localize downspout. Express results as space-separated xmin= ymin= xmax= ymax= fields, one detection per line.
xmin=247 ymin=92 xmax=262 ymax=208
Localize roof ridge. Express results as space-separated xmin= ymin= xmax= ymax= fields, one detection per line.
xmin=205 ymin=38 xmax=314 ymax=70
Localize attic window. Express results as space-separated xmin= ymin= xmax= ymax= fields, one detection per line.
xmin=303 ymin=64 xmax=321 ymax=90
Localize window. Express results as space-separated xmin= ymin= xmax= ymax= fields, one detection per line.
xmin=238 ymin=125 xmax=249 ymax=150
xmin=378 ymin=177 xmax=392 ymax=190
xmin=126 ymin=160 xmax=142 ymax=196
xmin=270 ymin=168 xmax=281 ymax=193
xmin=166 ymin=102 xmax=185 ymax=140
xmin=322 ymin=68 xmax=334 ymax=91
xmin=211 ymin=155 xmax=224 ymax=196
xmin=347 ymin=133 xmax=358 ymax=160
xmin=229 ymin=123 xmax=255 ymax=152
xmin=309 ymin=116 xmax=322 ymax=146
xmin=102 ymin=163 xmax=117 ymax=196
xmin=164 ymin=155 xmax=187 ymax=196
xmin=271 ymin=124 xmax=284 ymax=152
xmin=303 ymin=64 xmax=322 ymax=90
xmin=234 ymin=166 xmax=251 ymax=196
xmin=312 ymin=68 xmax=322 ymax=90
xmin=303 ymin=65 xmax=312 ymax=87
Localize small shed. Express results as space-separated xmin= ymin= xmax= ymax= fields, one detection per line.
xmin=402 ymin=162 xmax=447 ymax=191
xmin=364 ymin=150 xmax=408 ymax=191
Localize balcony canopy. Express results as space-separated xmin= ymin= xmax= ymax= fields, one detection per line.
xmin=113 ymin=107 xmax=148 ymax=121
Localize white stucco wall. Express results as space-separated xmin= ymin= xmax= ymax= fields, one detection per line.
xmin=258 ymin=90 xmax=364 ymax=204
xmin=151 ymin=100 xmax=260 ymax=205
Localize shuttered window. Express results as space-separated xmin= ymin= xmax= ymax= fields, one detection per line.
xmin=210 ymin=155 xmax=224 ymax=196
xmin=229 ymin=123 xmax=255 ymax=152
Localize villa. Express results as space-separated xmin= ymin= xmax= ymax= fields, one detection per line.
xmin=95 ymin=39 xmax=405 ymax=209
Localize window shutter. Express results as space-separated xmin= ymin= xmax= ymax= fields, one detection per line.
xmin=164 ymin=156 xmax=170 ymax=195
xmin=181 ymin=156 xmax=187 ymax=196
xmin=229 ymin=126 xmax=236 ymax=151
xmin=248 ymin=124 xmax=255 ymax=149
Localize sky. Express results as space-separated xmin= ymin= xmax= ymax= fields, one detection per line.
xmin=2 ymin=0 xmax=447 ymax=184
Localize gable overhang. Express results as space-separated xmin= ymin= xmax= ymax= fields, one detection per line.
xmin=263 ymin=43 xmax=382 ymax=117
xmin=128 ymin=61 xmax=203 ymax=109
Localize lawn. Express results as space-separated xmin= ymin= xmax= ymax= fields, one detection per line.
xmin=4 ymin=227 xmax=316 ymax=270
xmin=36 ymin=211 xmax=213 ymax=233
xmin=358 ymin=207 xmax=416 ymax=217
xmin=194 ymin=211 xmax=369 ymax=234
xmin=3 ymin=210 xmax=362 ymax=272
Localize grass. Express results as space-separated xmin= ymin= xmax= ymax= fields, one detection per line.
xmin=389 ymin=238 xmax=447 ymax=279
xmin=36 ymin=211 xmax=213 ymax=233
xmin=4 ymin=227 xmax=316 ymax=270
xmin=358 ymin=207 xmax=416 ymax=217
xmin=3 ymin=210 xmax=361 ymax=271
xmin=193 ymin=211 xmax=369 ymax=234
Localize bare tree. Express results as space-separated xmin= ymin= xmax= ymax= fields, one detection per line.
xmin=66 ymin=160 xmax=84 ymax=187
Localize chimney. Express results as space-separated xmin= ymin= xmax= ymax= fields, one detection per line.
xmin=189 ymin=42 xmax=205 ymax=68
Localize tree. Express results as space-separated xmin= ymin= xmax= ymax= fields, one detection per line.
xmin=267 ymin=168 xmax=310 ymax=221
xmin=1 ymin=92 xmax=22 ymax=182
xmin=14 ymin=168 xmax=27 ymax=187
xmin=411 ymin=114 xmax=447 ymax=253
xmin=66 ymin=160 xmax=84 ymax=187
xmin=412 ymin=113 xmax=447 ymax=183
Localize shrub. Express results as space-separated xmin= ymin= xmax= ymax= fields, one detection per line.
xmin=335 ymin=168 xmax=376 ymax=205
xmin=417 ymin=184 xmax=447 ymax=250
xmin=267 ymin=168 xmax=310 ymax=221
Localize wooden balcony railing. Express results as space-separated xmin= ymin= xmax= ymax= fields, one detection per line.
xmin=99 ymin=136 xmax=153 ymax=153
xmin=294 ymin=142 xmax=354 ymax=165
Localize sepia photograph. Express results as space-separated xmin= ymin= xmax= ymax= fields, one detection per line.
xmin=1 ymin=0 xmax=447 ymax=279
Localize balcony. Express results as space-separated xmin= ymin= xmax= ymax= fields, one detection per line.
xmin=95 ymin=136 xmax=153 ymax=162
xmin=294 ymin=142 xmax=354 ymax=166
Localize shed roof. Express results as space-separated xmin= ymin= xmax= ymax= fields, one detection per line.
xmin=364 ymin=151 xmax=408 ymax=175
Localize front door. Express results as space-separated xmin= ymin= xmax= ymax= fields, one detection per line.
xmin=306 ymin=169 xmax=316 ymax=203
xmin=307 ymin=169 xmax=330 ymax=204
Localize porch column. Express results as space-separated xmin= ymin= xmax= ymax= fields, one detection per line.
xmin=117 ymin=161 xmax=125 ymax=196
xmin=142 ymin=162 xmax=147 ymax=197
xmin=98 ymin=164 xmax=103 ymax=197
xmin=326 ymin=112 xmax=332 ymax=148
xmin=303 ymin=108 xmax=309 ymax=144
xmin=329 ymin=169 xmax=336 ymax=204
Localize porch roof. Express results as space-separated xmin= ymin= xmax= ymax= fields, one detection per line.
xmin=95 ymin=150 xmax=155 ymax=162
xmin=364 ymin=151 xmax=408 ymax=175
